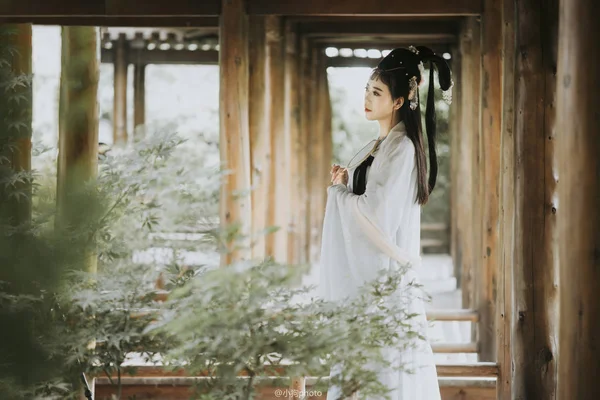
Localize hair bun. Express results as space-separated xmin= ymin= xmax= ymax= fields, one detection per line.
xmin=415 ymin=46 xmax=452 ymax=91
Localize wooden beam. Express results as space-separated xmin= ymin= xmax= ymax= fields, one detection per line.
xmin=94 ymin=376 xmax=496 ymax=400
xmin=437 ymin=363 xmax=498 ymax=377
xmin=325 ymin=56 xmax=378 ymax=68
xmin=1 ymin=0 xmax=481 ymax=17
xmin=0 ymin=16 xmax=220 ymax=27
xmin=511 ymin=0 xmax=559 ymax=398
xmin=556 ymin=0 xmax=600 ymax=398
xmin=248 ymin=15 xmax=270 ymax=261
xmin=439 ymin=380 xmax=496 ymax=400
xmin=219 ymin=0 xmax=252 ymax=266
xmin=476 ymin=0 xmax=502 ymax=362
xmin=315 ymin=42 xmax=451 ymax=52
xmin=432 ymin=342 xmax=478 ymax=354
xmin=94 ymin=362 xmax=498 ymax=378
xmin=112 ymin=34 xmax=127 ymax=144
xmin=56 ymin=26 xmax=99 ymax=274
xmin=427 ymin=309 xmax=479 ymax=322
xmin=0 ymin=0 xmax=221 ymax=16
xmin=298 ymin=20 xmax=458 ymax=37
xmin=0 ymin=24 xmax=32 ymax=226
xmin=247 ymin=0 xmax=482 ymax=16
xmin=133 ymin=63 xmax=146 ymax=132
xmin=101 ymin=48 xmax=219 ymax=65
xmin=264 ymin=16 xmax=288 ymax=263
xmin=313 ymin=35 xmax=456 ymax=45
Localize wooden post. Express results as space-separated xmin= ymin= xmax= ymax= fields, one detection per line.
xmin=497 ymin=0 xmax=515 ymax=398
xmin=320 ymin=55 xmax=332 ymax=222
xmin=288 ymin=27 xmax=306 ymax=373
xmin=219 ymin=0 xmax=252 ymax=266
xmin=265 ymin=15 xmax=289 ymax=263
xmin=133 ymin=63 xmax=146 ymax=133
xmin=449 ymin=43 xmax=462 ymax=288
xmin=0 ymin=24 xmax=32 ymax=226
xmin=511 ymin=0 xmax=559 ymax=398
xmin=457 ymin=17 xmax=481 ymax=310
xmin=298 ymin=37 xmax=311 ymax=264
xmin=556 ymin=0 xmax=600 ymax=398
xmin=113 ymin=34 xmax=128 ymax=145
xmin=56 ymin=26 xmax=99 ymax=272
xmin=284 ymin=20 xmax=301 ymax=265
xmin=248 ymin=15 xmax=270 ymax=261
xmin=477 ymin=0 xmax=503 ymax=362
xmin=307 ymin=46 xmax=323 ymax=264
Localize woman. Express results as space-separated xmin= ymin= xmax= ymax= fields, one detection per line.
xmin=318 ymin=46 xmax=453 ymax=399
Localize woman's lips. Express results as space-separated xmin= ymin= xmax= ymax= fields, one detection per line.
xmin=365 ymin=108 xmax=371 ymax=112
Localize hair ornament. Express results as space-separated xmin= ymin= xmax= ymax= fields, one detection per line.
xmin=417 ymin=61 xmax=426 ymax=87
xmin=442 ymin=78 xmax=454 ymax=105
xmin=408 ymin=76 xmax=419 ymax=110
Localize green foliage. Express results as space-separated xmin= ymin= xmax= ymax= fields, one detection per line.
xmin=1 ymin=40 xmax=432 ymax=400
xmin=150 ymin=259 xmax=425 ymax=400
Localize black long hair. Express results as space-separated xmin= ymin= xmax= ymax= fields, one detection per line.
xmin=367 ymin=46 xmax=452 ymax=205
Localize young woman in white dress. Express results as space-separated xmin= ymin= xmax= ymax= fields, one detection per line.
xmin=318 ymin=46 xmax=453 ymax=400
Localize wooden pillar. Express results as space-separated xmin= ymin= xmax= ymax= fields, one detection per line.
xmin=265 ymin=16 xmax=288 ymax=263
xmin=133 ymin=63 xmax=146 ymax=133
xmin=449 ymin=43 xmax=462 ymax=288
xmin=248 ymin=15 xmax=270 ymax=261
xmin=298 ymin=37 xmax=311 ymax=264
xmin=56 ymin=26 xmax=99 ymax=272
xmin=556 ymin=0 xmax=600 ymax=398
xmin=284 ymin=20 xmax=301 ymax=265
xmin=113 ymin=34 xmax=128 ymax=145
xmin=497 ymin=0 xmax=515 ymax=398
xmin=219 ymin=0 xmax=252 ymax=266
xmin=320 ymin=56 xmax=332 ymax=220
xmin=0 ymin=24 xmax=32 ymax=226
xmin=307 ymin=46 xmax=323 ymax=264
xmin=457 ymin=17 xmax=481 ymax=310
xmin=511 ymin=0 xmax=559 ymax=398
xmin=476 ymin=0 xmax=503 ymax=362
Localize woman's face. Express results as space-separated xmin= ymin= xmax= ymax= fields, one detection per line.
xmin=363 ymin=77 xmax=403 ymax=121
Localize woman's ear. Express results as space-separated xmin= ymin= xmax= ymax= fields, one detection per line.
xmin=394 ymin=97 xmax=404 ymax=110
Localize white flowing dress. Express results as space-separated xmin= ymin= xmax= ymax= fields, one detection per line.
xmin=318 ymin=121 xmax=441 ymax=400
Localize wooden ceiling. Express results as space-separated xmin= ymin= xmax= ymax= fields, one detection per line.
xmin=0 ymin=0 xmax=481 ymax=17
xmin=2 ymin=0 xmax=467 ymax=64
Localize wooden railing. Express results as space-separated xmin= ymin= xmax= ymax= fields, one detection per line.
xmin=94 ymin=363 xmax=498 ymax=400
xmin=421 ymin=222 xmax=450 ymax=253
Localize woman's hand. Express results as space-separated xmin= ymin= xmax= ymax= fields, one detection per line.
xmin=331 ymin=165 xmax=348 ymax=186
